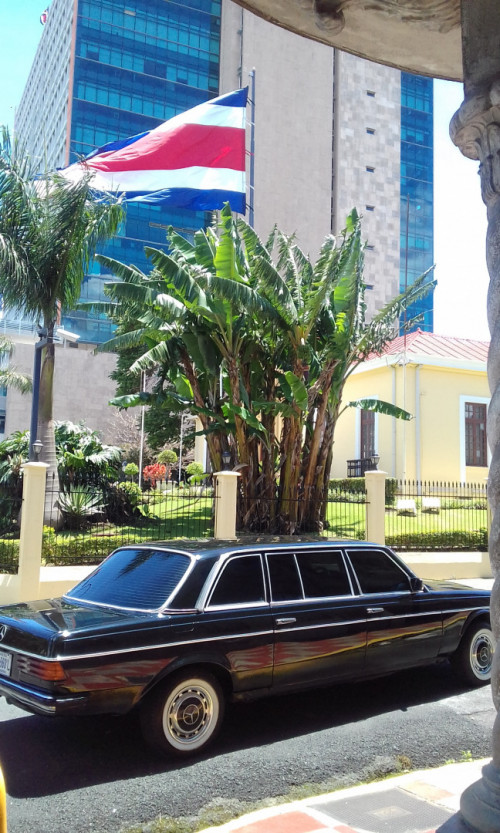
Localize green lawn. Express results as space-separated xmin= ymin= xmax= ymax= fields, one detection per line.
xmin=325 ymin=499 xmax=488 ymax=549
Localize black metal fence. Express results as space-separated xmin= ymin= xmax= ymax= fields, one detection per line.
xmin=42 ymin=474 xmax=215 ymax=566
xmin=237 ymin=481 xmax=366 ymax=540
xmin=236 ymin=479 xmax=488 ymax=551
xmin=0 ymin=474 xmax=490 ymax=576
xmin=0 ymin=485 xmax=22 ymax=575
xmin=385 ymin=480 xmax=488 ymax=551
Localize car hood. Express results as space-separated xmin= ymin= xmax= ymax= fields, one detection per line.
xmin=423 ymin=578 xmax=491 ymax=597
xmin=0 ymin=598 xmax=165 ymax=658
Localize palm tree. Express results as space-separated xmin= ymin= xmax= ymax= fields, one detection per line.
xmin=0 ymin=335 xmax=31 ymax=395
xmin=0 ymin=129 xmax=123 ymax=524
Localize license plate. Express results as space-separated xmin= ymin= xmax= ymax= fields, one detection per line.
xmin=0 ymin=650 xmax=12 ymax=677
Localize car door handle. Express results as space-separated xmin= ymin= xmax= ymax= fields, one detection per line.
xmin=366 ymin=607 xmax=385 ymax=615
xmin=275 ymin=617 xmax=297 ymax=626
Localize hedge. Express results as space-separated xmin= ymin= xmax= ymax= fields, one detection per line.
xmin=328 ymin=477 xmax=398 ymax=506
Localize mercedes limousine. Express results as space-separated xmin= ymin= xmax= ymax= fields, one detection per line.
xmin=0 ymin=540 xmax=493 ymax=757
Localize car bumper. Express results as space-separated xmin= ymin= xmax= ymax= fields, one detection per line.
xmin=0 ymin=677 xmax=89 ymax=717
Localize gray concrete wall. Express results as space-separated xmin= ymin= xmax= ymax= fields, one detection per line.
xmin=333 ymin=51 xmax=401 ymax=319
xmin=5 ymin=339 xmax=118 ymax=442
xmin=220 ymin=1 xmax=334 ymax=261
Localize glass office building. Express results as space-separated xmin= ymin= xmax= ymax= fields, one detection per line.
xmin=68 ymin=0 xmax=221 ymax=341
xmin=399 ymin=73 xmax=434 ymax=333
xmin=16 ymin=0 xmax=221 ymax=343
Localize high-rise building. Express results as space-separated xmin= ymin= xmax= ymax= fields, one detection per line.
xmin=16 ymin=0 xmax=222 ymax=342
xmin=8 ymin=0 xmax=434 ymax=440
xmin=16 ymin=0 xmax=434 ymax=342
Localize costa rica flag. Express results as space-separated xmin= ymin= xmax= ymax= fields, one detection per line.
xmin=61 ymin=88 xmax=248 ymax=213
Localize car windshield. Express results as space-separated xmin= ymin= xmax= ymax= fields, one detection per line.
xmin=65 ymin=548 xmax=192 ymax=611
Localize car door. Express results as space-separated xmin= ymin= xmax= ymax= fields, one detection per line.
xmin=345 ymin=547 xmax=443 ymax=676
xmin=201 ymin=552 xmax=274 ymax=694
xmin=266 ymin=547 xmax=367 ymax=691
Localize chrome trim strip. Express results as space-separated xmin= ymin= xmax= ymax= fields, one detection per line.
xmin=0 ymin=628 xmax=276 ymax=663
xmin=1 ymin=606 xmax=487 ymax=664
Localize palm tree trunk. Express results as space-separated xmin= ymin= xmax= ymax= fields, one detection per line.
xmin=38 ymin=328 xmax=62 ymax=528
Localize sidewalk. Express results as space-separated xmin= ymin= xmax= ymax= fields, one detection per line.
xmin=200 ymin=759 xmax=489 ymax=833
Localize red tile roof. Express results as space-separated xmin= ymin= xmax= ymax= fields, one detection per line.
xmin=370 ymin=329 xmax=489 ymax=363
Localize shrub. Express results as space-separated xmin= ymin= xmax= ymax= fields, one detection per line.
xmin=56 ymin=487 xmax=105 ymax=530
xmin=157 ymin=449 xmax=178 ymax=466
xmin=186 ymin=461 xmax=206 ymax=484
xmin=106 ymin=481 xmax=143 ymax=524
xmin=123 ymin=462 xmax=139 ymax=480
xmin=143 ymin=463 xmax=166 ymax=488
xmin=387 ymin=528 xmax=488 ymax=551
xmin=328 ymin=476 xmax=398 ymax=506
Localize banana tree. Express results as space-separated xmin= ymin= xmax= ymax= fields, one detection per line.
xmin=99 ymin=205 xmax=435 ymax=534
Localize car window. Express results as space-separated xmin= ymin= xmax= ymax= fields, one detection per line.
xmin=267 ymin=552 xmax=303 ymax=602
xmin=209 ymin=555 xmax=266 ymax=606
xmin=65 ymin=548 xmax=191 ymax=611
xmin=347 ymin=549 xmax=411 ymax=594
xmin=296 ymin=550 xmax=351 ymax=598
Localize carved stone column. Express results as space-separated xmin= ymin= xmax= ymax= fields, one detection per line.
xmin=451 ymin=79 xmax=500 ymax=833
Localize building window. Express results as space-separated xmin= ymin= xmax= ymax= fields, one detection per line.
xmin=366 ymin=90 xmax=376 ymax=97
xmin=366 ymin=127 xmax=375 ymax=134
xmin=465 ymin=402 xmax=487 ymax=466
xmin=366 ymin=205 xmax=375 ymax=211
xmin=360 ymin=409 xmax=375 ymax=459
xmin=366 ymin=166 xmax=375 ymax=173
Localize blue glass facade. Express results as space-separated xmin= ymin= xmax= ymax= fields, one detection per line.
xmin=399 ymin=73 xmax=434 ymax=333
xmin=61 ymin=0 xmax=221 ymax=342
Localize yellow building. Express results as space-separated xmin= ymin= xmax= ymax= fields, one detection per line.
xmin=331 ymin=330 xmax=489 ymax=483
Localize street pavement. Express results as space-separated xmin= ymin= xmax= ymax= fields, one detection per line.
xmin=199 ymin=759 xmax=490 ymax=833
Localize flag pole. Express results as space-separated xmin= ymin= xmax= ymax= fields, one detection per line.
xmin=248 ymin=69 xmax=256 ymax=228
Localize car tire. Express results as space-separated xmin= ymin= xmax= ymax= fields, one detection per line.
xmin=140 ymin=670 xmax=225 ymax=757
xmin=452 ymin=620 xmax=494 ymax=686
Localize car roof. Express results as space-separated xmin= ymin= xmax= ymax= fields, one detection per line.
xmin=117 ymin=538 xmax=381 ymax=561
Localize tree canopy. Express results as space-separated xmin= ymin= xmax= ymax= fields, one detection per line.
xmin=0 ymin=130 xmax=123 ymax=523
xmin=98 ymin=205 xmax=434 ymax=533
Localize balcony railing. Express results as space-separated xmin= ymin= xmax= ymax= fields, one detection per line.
xmin=347 ymin=457 xmax=378 ymax=477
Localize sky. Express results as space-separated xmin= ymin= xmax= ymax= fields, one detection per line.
xmin=0 ymin=2 xmax=491 ymax=342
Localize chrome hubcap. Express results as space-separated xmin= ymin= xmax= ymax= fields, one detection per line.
xmin=165 ymin=683 xmax=215 ymax=748
xmin=471 ymin=631 xmax=494 ymax=678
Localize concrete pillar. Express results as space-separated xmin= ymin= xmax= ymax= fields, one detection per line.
xmin=18 ymin=462 xmax=48 ymax=601
xmin=450 ymin=4 xmax=500 ymax=829
xmin=365 ymin=470 xmax=387 ymax=546
xmin=0 ymin=764 xmax=6 ymax=833
xmin=213 ymin=471 xmax=240 ymax=539
xmin=194 ymin=417 xmax=207 ymax=470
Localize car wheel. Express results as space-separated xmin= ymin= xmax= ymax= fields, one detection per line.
xmin=452 ymin=621 xmax=494 ymax=685
xmin=140 ymin=670 xmax=225 ymax=757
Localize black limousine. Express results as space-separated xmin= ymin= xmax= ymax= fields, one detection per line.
xmin=0 ymin=541 xmax=493 ymax=757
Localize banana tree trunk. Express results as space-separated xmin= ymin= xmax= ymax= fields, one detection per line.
xmin=277 ymin=411 xmax=303 ymax=533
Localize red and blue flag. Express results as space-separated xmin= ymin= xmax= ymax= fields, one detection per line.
xmin=61 ymin=88 xmax=248 ymax=213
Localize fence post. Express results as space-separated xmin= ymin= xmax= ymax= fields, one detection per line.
xmin=18 ymin=462 xmax=48 ymax=601
xmin=0 ymin=764 xmax=6 ymax=833
xmin=213 ymin=471 xmax=240 ymax=540
xmin=365 ymin=469 xmax=387 ymax=545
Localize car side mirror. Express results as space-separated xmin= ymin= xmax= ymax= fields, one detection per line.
xmin=410 ymin=577 xmax=424 ymax=593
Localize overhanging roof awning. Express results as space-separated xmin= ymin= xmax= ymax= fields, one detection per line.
xmin=234 ymin=0 xmax=463 ymax=80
